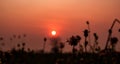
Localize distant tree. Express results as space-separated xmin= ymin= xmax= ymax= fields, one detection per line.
xmin=110 ymin=37 xmax=118 ymax=51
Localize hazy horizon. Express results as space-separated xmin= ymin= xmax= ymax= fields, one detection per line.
xmin=0 ymin=0 xmax=120 ymax=52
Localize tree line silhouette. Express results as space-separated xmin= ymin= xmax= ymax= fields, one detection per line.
xmin=0 ymin=19 xmax=120 ymax=64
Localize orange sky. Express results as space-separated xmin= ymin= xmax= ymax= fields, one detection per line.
xmin=0 ymin=0 xmax=120 ymax=52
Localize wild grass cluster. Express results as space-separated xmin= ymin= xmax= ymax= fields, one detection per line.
xmin=0 ymin=19 xmax=120 ymax=64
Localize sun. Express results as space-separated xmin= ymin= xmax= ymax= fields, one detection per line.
xmin=51 ymin=30 xmax=56 ymax=36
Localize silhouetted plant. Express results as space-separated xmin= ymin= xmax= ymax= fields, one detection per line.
xmin=20 ymin=42 xmax=26 ymax=51
xmin=17 ymin=44 xmax=20 ymax=50
xmin=83 ymin=29 xmax=89 ymax=52
xmin=27 ymin=48 xmax=31 ymax=52
xmin=59 ymin=42 xmax=65 ymax=53
xmin=22 ymin=42 xmax=25 ymax=47
xmin=84 ymin=29 xmax=89 ymax=38
xmin=0 ymin=42 xmax=5 ymax=46
xmin=93 ymin=33 xmax=100 ymax=53
xmin=110 ymin=37 xmax=118 ymax=51
xmin=79 ymin=44 xmax=84 ymax=53
xmin=13 ymin=34 xmax=16 ymax=38
xmin=0 ymin=37 xmax=3 ymax=41
xmin=84 ymin=41 xmax=88 ymax=52
xmin=51 ymin=46 xmax=59 ymax=53
xmin=10 ymin=38 xmax=13 ymax=41
xmin=23 ymin=34 xmax=27 ymax=38
xmin=93 ymin=33 xmax=98 ymax=41
xmin=105 ymin=19 xmax=120 ymax=50
xmin=0 ymin=19 xmax=120 ymax=64
xmin=43 ymin=37 xmax=47 ymax=53
xmin=50 ymin=37 xmax=61 ymax=53
xmin=18 ymin=35 xmax=21 ymax=39
xmin=86 ymin=21 xmax=89 ymax=25
xmin=67 ymin=35 xmax=81 ymax=53
xmin=0 ymin=37 xmax=4 ymax=51
xmin=86 ymin=21 xmax=94 ymax=52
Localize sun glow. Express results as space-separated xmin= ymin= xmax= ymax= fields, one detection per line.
xmin=51 ymin=30 xmax=56 ymax=36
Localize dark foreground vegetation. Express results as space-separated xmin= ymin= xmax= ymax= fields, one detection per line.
xmin=0 ymin=50 xmax=120 ymax=64
xmin=0 ymin=19 xmax=120 ymax=64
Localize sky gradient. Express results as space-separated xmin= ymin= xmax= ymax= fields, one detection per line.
xmin=0 ymin=0 xmax=120 ymax=52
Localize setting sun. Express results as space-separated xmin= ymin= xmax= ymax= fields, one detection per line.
xmin=51 ymin=31 xmax=56 ymax=36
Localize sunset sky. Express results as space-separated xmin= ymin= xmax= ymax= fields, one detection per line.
xmin=0 ymin=0 xmax=120 ymax=52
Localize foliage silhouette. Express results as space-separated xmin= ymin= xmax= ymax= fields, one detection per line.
xmin=67 ymin=35 xmax=81 ymax=53
xmin=0 ymin=19 xmax=120 ymax=64
xmin=105 ymin=19 xmax=120 ymax=50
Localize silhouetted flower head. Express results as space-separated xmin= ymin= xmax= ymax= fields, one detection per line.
xmin=76 ymin=35 xmax=81 ymax=41
xmin=44 ymin=37 xmax=47 ymax=42
xmin=27 ymin=48 xmax=31 ymax=52
xmin=0 ymin=37 xmax=3 ymax=41
xmin=67 ymin=35 xmax=81 ymax=46
xmin=23 ymin=34 xmax=27 ymax=37
xmin=84 ymin=29 xmax=89 ymax=37
xmin=110 ymin=37 xmax=118 ymax=45
xmin=13 ymin=34 xmax=16 ymax=38
xmin=22 ymin=42 xmax=26 ymax=47
xmin=93 ymin=33 xmax=98 ymax=40
xmin=17 ymin=44 xmax=20 ymax=47
xmin=109 ymin=29 xmax=112 ymax=34
xmin=86 ymin=21 xmax=89 ymax=25
xmin=10 ymin=38 xmax=13 ymax=41
xmin=18 ymin=35 xmax=21 ymax=39
xmin=59 ymin=42 xmax=64 ymax=49
xmin=1 ymin=42 xmax=5 ymax=46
